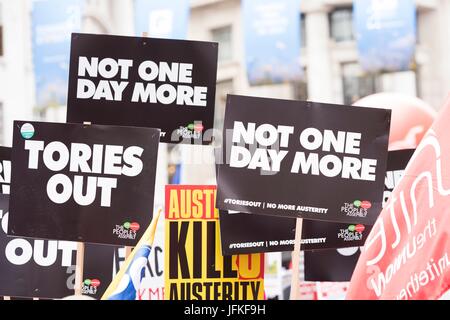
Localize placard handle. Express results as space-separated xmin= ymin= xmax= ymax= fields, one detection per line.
xmin=290 ymin=218 xmax=303 ymax=300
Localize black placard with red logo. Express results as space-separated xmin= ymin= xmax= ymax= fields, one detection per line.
xmin=216 ymin=95 xmax=391 ymax=225
xmin=67 ymin=33 xmax=218 ymax=144
xmin=8 ymin=121 xmax=159 ymax=246
xmin=219 ymin=149 xmax=415 ymax=255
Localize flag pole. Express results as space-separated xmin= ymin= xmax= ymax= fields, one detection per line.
xmin=74 ymin=242 xmax=85 ymax=296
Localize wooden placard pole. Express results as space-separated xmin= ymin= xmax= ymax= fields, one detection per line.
xmin=74 ymin=242 xmax=86 ymax=296
xmin=290 ymin=218 xmax=303 ymax=300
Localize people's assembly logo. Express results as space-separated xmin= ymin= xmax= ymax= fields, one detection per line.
xmin=337 ymin=224 xmax=365 ymax=241
xmin=176 ymin=121 xmax=204 ymax=139
xmin=82 ymin=278 xmax=101 ymax=295
xmin=340 ymin=200 xmax=371 ymax=218
xmin=112 ymin=221 xmax=140 ymax=240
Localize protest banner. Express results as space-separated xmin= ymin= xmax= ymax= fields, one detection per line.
xmin=165 ymin=185 xmax=264 ymax=300
xmin=67 ymin=33 xmax=218 ymax=144
xmin=216 ymin=95 xmax=391 ymax=225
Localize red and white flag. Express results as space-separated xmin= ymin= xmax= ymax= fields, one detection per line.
xmin=347 ymin=96 xmax=450 ymax=300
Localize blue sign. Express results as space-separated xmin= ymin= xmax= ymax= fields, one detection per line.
xmin=134 ymin=0 xmax=190 ymax=39
xmin=31 ymin=0 xmax=83 ymax=108
xmin=354 ymin=0 xmax=416 ymax=73
xmin=242 ymin=0 xmax=302 ymax=86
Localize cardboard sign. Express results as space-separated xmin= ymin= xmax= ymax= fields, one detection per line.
xmin=8 ymin=121 xmax=160 ymax=246
xmin=304 ymin=247 xmax=361 ymax=282
xmin=165 ymin=185 xmax=264 ymax=300
xmin=217 ymin=95 xmax=391 ymax=224
xmin=219 ymin=148 xmax=412 ymax=255
xmin=67 ymin=33 xmax=218 ymax=144
xmin=0 ymin=194 xmax=77 ymax=299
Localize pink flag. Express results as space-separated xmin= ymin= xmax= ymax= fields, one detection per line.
xmin=347 ymin=96 xmax=450 ymax=300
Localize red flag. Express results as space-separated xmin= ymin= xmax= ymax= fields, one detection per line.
xmin=347 ymin=96 xmax=450 ymax=300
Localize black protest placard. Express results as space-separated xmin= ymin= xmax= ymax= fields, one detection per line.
xmin=8 ymin=121 xmax=160 ymax=246
xmin=67 ymin=33 xmax=218 ymax=144
xmin=216 ymin=95 xmax=391 ymax=225
xmin=219 ymin=149 xmax=414 ymax=254
xmin=0 ymin=194 xmax=77 ymax=299
xmin=304 ymin=247 xmax=361 ymax=282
